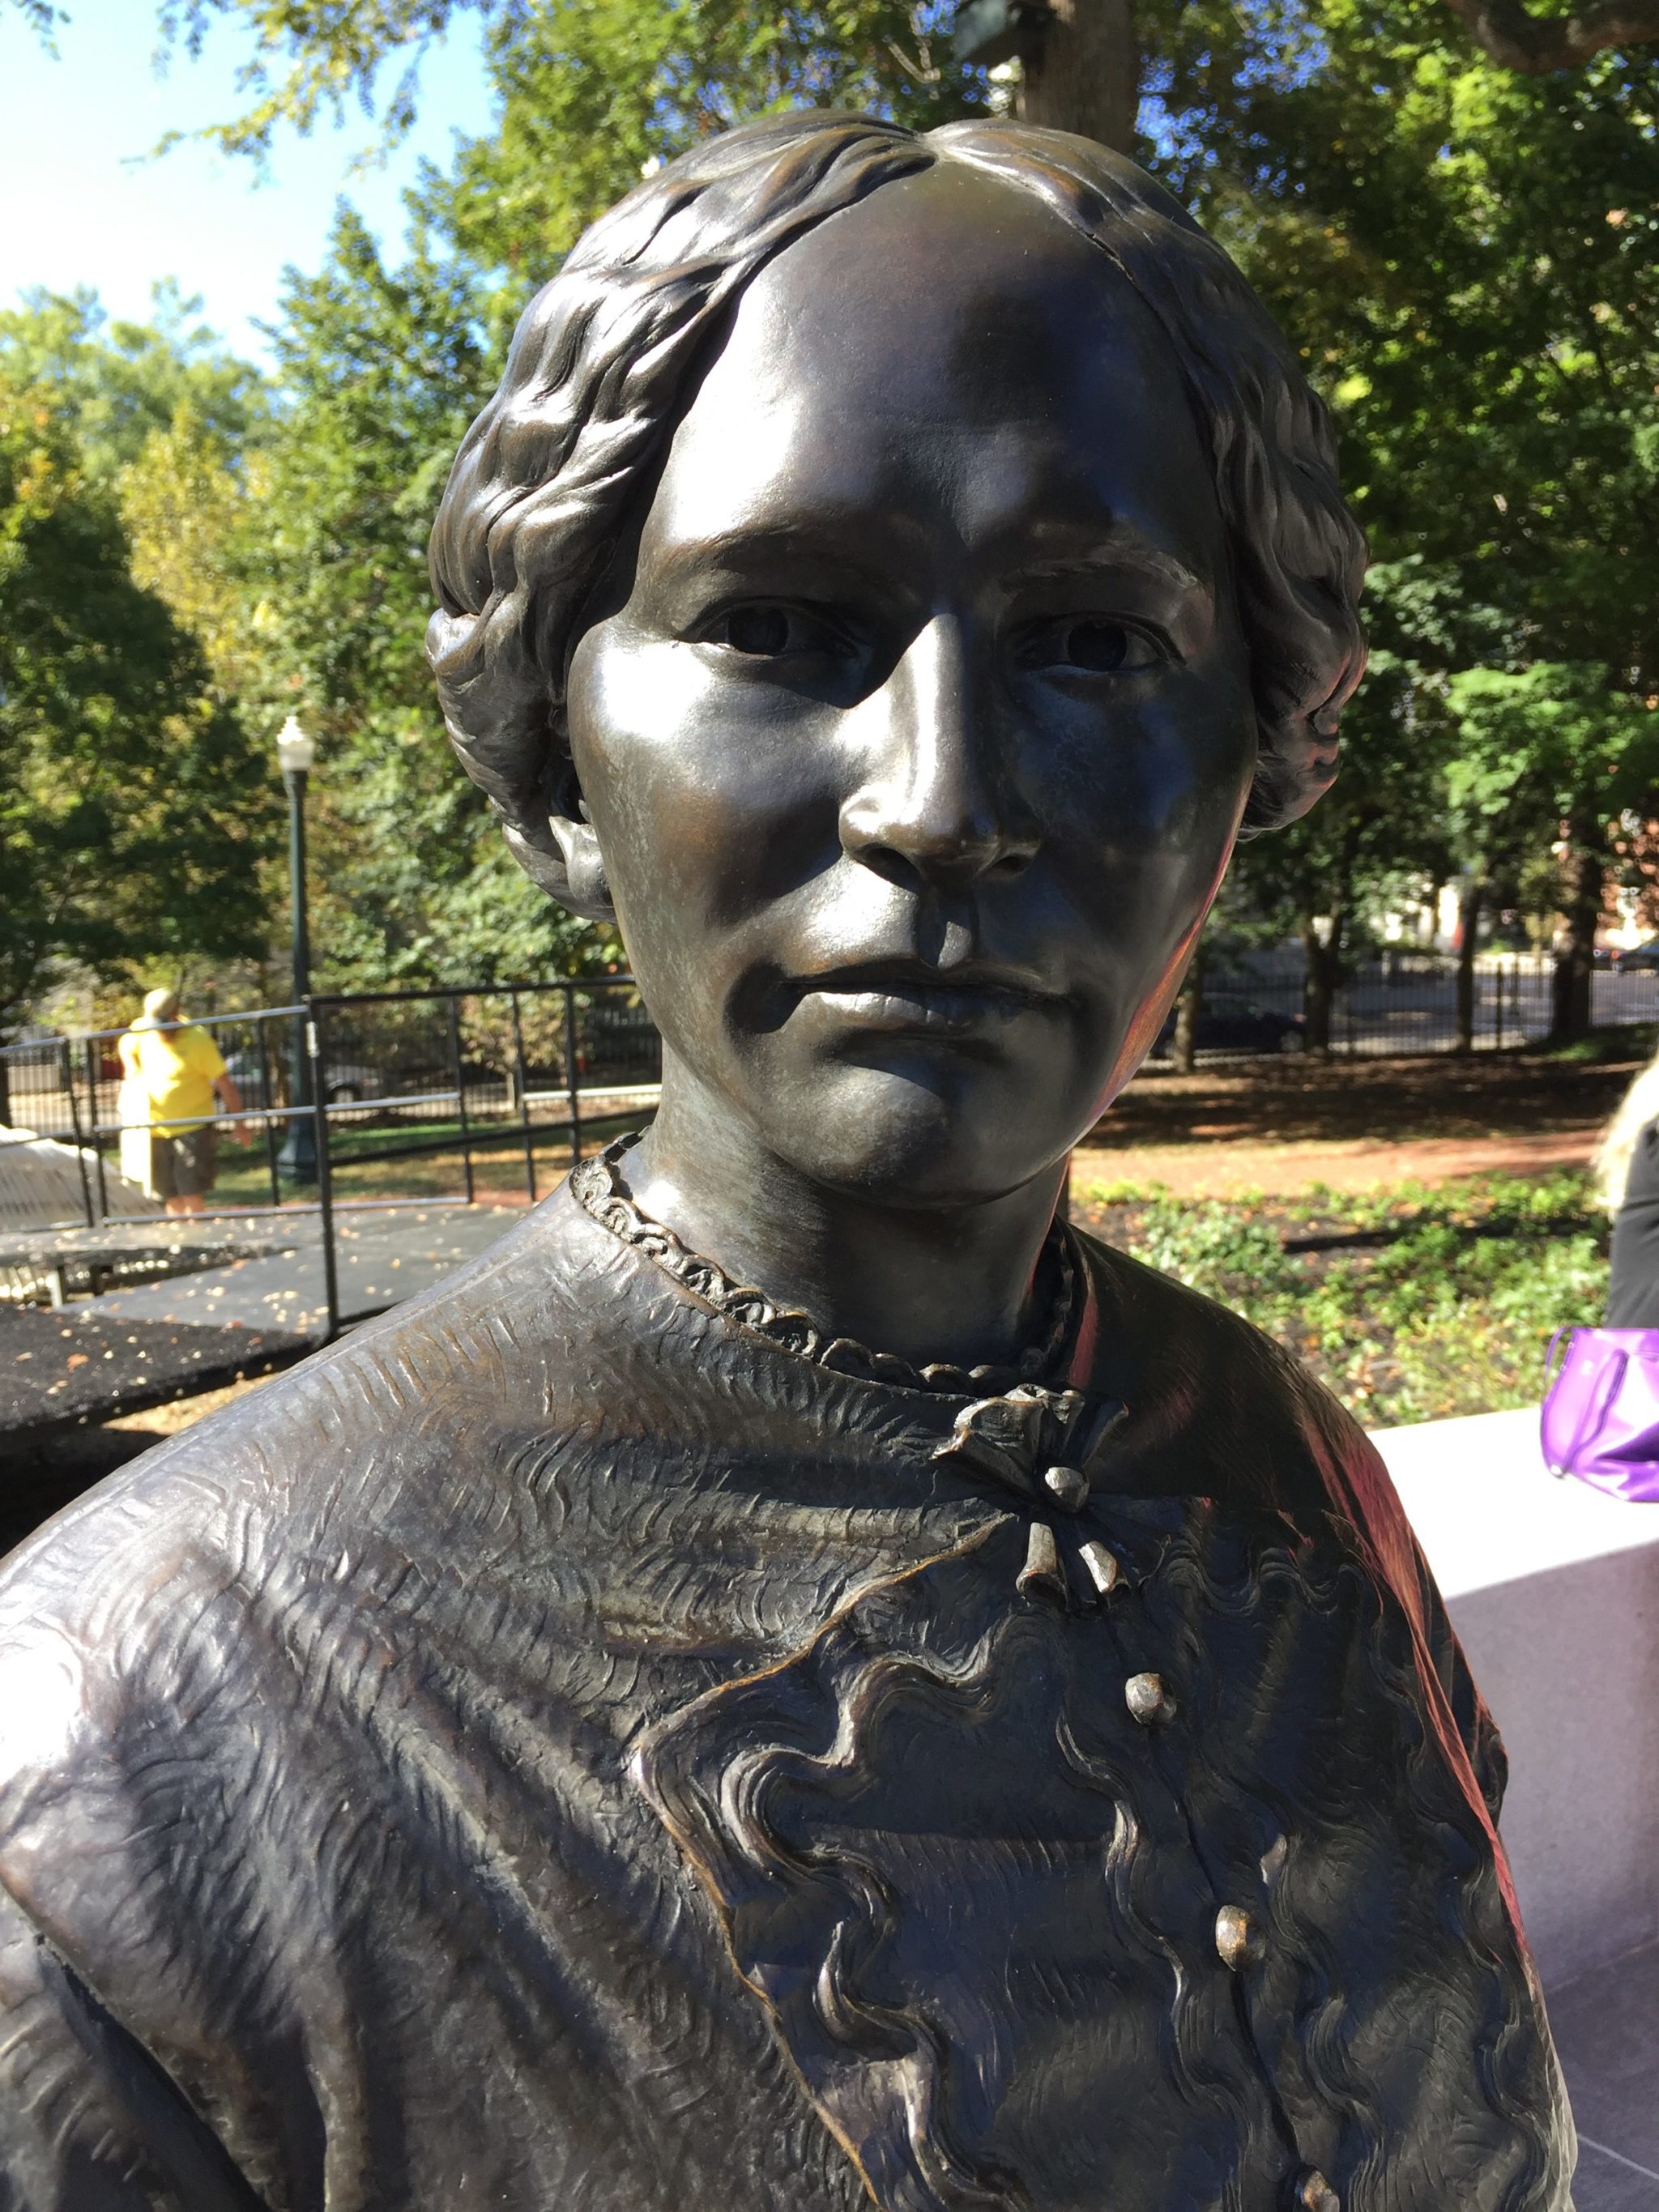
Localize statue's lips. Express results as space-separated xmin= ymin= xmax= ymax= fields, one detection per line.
xmin=791 ymin=964 xmax=1058 ymax=1037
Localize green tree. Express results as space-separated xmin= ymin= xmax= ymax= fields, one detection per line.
xmin=1446 ymin=663 xmax=1659 ymax=1037
xmin=135 ymin=0 xmax=1659 ymax=180
xmin=6 ymin=1 xmax=63 ymax=36
xmin=0 ymin=380 xmax=276 ymax=1041
xmin=420 ymin=0 xmax=988 ymax=279
xmin=154 ymin=0 xmax=988 ymax=182
xmin=0 ymin=283 xmax=265 ymax=485
xmin=1224 ymin=652 xmax=1455 ymax=1050
xmin=92 ymin=0 xmax=1659 ymax=1034
xmin=246 ymin=210 xmax=619 ymax=986
xmin=119 ymin=399 xmax=279 ymax=700
xmin=1149 ymin=5 xmax=1659 ymax=1033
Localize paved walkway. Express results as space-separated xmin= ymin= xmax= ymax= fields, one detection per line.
xmin=2 ymin=1306 xmax=307 ymax=1443
xmin=1550 ymin=1939 xmax=1659 ymax=2209
xmin=82 ymin=1202 xmax=523 ymax=1338
xmin=2 ymin=1204 xmax=525 ymax=1455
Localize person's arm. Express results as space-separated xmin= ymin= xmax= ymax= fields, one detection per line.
xmin=1608 ymin=1117 xmax=1659 ymax=1325
xmin=211 ymin=1072 xmax=244 ymax=1142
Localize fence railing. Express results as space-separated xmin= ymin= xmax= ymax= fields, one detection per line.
xmin=1149 ymin=950 xmax=1659 ymax=1061
xmin=6 ymin=953 xmax=1658 ymax=1338
xmin=0 ymin=978 xmax=660 ymax=1335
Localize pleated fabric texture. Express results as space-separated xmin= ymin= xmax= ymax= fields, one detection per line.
xmin=0 ymin=1181 xmax=1574 ymax=2211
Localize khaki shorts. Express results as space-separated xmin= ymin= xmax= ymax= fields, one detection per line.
xmin=151 ymin=1125 xmax=219 ymax=1200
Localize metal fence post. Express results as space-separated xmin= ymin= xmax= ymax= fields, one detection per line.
xmin=59 ymin=1038 xmax=96 ymax=1227
xmin=563 ymin=982 xmax=584 ymax=1165
xmin=257 ymin=1014 xmax=283 ymax=1208
xmin=446 ymin=993 xmax=475 ymax=1203
xmin=84 ymin=1036 xmax=109 ymax=1221
xmin=308 ymin=1004 xmax=341 ymax=1340
xmin=510 ymin=989 xmax=536 ymax=1205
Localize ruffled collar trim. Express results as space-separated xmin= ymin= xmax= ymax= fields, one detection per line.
xmin=569 ymin=1133 xmax=1079 ymax=1398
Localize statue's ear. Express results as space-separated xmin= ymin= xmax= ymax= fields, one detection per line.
xmin=497 ymin=760 xmax=616 ymax=924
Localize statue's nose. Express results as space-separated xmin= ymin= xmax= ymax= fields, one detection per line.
xmin=838 ymin=617 xmax=1040 ymax=889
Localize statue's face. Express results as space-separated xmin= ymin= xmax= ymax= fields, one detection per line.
xmin=565 ymin=162 xmax=1257 ymax=1204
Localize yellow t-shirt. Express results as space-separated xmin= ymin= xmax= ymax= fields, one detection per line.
xmin=126 ymin=1022 xmax=226 ymax=1136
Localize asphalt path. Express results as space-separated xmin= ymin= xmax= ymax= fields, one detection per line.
xmin=81 ymin=1202 xmax=524 ymax=1340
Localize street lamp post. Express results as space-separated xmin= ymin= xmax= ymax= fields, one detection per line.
xmin=275 ymin=715 xmax=318 ymax=1183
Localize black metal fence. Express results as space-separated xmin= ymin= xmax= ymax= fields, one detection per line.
xmin=1149 ymin=951 xmax=1659 ymax=1062
xmin=6 ymin=953 xmax=1659 ymax=1338
xmin=0 ymin=979 xmax=660 ymax=1332
xmin=300 ymin=978 xmax=661 ymax=1196
xmin=0 ymin=1004 xmax=308 ymax=1228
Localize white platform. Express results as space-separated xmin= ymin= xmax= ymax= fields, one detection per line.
xmin=1373 ymin=1408 xmax=1659 ymax=1988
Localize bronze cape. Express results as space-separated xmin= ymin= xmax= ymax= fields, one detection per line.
xmin=0 ymin=1171 xmax=1574 ymax=2211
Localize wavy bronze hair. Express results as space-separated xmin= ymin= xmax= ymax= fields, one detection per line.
xmin=427 ymin=112 xmax=1367 ymax=908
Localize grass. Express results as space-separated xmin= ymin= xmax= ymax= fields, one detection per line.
xmin=1079 ymin=1169 xmax=1608 ymax=1428
xmin=200 ymin=1106 xmax=651 ymax=1209
xmin=1532 ymin=1021 xmax=1657 ymax=1065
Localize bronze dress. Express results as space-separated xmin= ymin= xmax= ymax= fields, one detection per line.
xmin=0 ymin=1150 xmax=1575 ymax=2212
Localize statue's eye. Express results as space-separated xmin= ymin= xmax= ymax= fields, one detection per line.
xmin=1014 ymin=618 xmax=1163 ymax=675
xmin=709 ymin=603 xmax=848 ymax=658
xmin=723 ymin=606 xmax=793 ymax=656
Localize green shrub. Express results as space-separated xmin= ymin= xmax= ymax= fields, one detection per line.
xmin=1084 ymin=1171 xmax=1607 ymax=1427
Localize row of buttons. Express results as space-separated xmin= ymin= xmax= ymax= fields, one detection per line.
xmin=1015 ymin=1463 xmax=1341 ymax=2212
xmin=1014 ymin=1519 xmax=1124 ymax=1607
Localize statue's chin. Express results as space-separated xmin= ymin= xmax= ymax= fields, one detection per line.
xmin=723 ymin=1055 xmax=1091 ymax=1213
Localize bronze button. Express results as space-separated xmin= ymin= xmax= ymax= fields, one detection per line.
xmin=1077 ymin=1539 xmax=1120 ymax=1596
xmin=1124 ymin=1671 xmax=1174 ymax=1725
xmin=1214 ymin=1904 xmax=1262 ymax=1970
xmin=1016 ymin=1521 xmax=1068 ymax=1607
xmin=1041 ymin=1463 xmax=1090 ymax=1512
xmin=1295 ymin=2170 xmax=1339 ymax=2212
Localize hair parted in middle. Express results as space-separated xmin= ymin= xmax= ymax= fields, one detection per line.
xmin=427 ymin=111 xmax=1367 ymax=913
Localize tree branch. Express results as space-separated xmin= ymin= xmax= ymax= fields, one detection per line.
xmin=1442 ymin=0 xmax=1659 ymax=70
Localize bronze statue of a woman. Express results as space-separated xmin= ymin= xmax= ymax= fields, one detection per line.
xmin=0 ymin=115 xmax=1574 ymax=2211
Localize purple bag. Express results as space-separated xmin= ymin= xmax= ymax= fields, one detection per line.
xmin=1541 ymin=1328 xmax=1659 ymax=1501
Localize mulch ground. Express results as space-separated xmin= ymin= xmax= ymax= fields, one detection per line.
xmin=1073 ymin=1048 xmax=1634 ymax=1198
xmin=1 ymin=1306 xmax=309 ymax=1443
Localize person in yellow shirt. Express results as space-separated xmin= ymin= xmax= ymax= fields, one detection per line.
xmin=116 ymin=989 xmax=242 ymax=1215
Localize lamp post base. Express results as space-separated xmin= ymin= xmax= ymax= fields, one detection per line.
xmin=279 ymin=1124 xmax=318 ymax=1185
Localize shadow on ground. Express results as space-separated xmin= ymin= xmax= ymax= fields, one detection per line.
xmin=0 ymin=1422 xmax=158 ymax=1555
xmin=1106 ymin=1048 xmax=1635 ymax=1151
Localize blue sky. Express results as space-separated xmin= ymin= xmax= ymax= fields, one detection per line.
xmin=0 ymin=1 xmax=497 ymax=361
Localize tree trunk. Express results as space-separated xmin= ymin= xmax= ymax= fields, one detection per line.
xmin=1453 ymin=877 xmax=1483 ymax=1053
xmin=1301 ymin=915 xmax=1341 ymax=1056
xmin=1018 ymin=0 xmax=1138 ymax=152
xmin=1549 ymin=832 xmax=1601 ymax=1044
xmin=1172 ymin=935 xmax=1206 ymax=1075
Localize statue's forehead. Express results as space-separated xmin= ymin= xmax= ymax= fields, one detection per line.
xmin=639 ymin=169 xmax=1216 ymax=569
xmin=715 ymin=160 xmax=1163 ymax=409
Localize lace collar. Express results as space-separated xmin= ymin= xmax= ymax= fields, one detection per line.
xmin=569 ymin=1133 xmax=1079 ymax=1398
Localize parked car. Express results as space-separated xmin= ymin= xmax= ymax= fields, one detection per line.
xmin=222 ymin=1050 xmax=386 ymax=1108
xmin=1614 ymin=938 xmax=1659 ymax=973
xmin=1153 ymin=991 xmax=1307 ymax=1059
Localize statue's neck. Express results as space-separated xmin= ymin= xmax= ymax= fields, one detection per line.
xmin=624 ymin=1063 xmax=1067 ymax=1379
